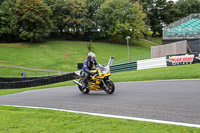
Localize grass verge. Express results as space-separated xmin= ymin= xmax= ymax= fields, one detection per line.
xmin=111 ymin=63 xmax=200 ymax=82
xmin=0 ymin=105 xmax=199 ymax=133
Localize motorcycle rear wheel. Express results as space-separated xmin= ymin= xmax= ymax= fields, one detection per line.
xmin=103 ymin=80 xmax=115 ymax=94
xmin=78 ymin=79 xmax=90 ymax=94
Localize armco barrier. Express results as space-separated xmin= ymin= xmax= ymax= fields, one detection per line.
xmin=0 ymin=73 xmax=75 ymax=89
xmin=110 ymin=62 xmax=137 ymax=73
xmin=137 ymin=57 xmax=167 ymax=70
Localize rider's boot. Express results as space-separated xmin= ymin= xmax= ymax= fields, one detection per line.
xmin=83 ymin=78 xmax=90 ymax=89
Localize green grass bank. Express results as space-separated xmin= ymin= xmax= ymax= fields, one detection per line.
xmin=0 ymin=40 xmax=156 ymax=73
xmin=0 ymin=106 xmax=199 ymax=133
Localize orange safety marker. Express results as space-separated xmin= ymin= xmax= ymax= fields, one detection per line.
xmin=63 ymin=53 xmax=69 ymax=67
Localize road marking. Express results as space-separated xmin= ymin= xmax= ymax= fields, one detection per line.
xmin=118 ymin=79 xmax=200 ymax=84
xmin=2 ymin=104 xmax=200 ymax=128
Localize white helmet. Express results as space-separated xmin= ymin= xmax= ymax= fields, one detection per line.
xmin=88 ymin=52 xmax=96 ymax=58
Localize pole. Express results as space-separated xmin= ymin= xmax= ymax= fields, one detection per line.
xmin=65 ymin=57 xmax=67 ymax=67
xmin=127 ymin=39 xmax=130 ymax=62
xmin=126 ymin=36 xmax=131 ymax=62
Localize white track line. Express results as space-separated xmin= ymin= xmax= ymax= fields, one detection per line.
xmin=2 ymin=104 xmax=200 ymax=128
xmin=118 ymin=79 xmax=200 ymax=84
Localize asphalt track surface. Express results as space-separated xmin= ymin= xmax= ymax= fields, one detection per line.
xmin=0 ymin=79 xmax=200 ymax=125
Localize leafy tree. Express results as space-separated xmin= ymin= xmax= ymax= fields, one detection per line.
xmin=96 ymin=0 xmax=134 ymax=42
xmin=161 ymin=1 xmax=181 ymax=25
xmin=12 ymin=0 xmax=53 ymax=42
xmin=43 ymin=0 xmax=66 ymax=33
xmin=139 ymin=0 xmax=200 ymax=36
xmin=131 ymin=1 xmax=151 ymax=39
xmin=96 ymin=0 xmax=150 ymax=42
xmin=86 ymin=0 xmax=105 ymax=30
xmin=62 ymin=0 xmax=91 ymax=35
xmin=51 ymin=0 xmax=66 ymax=33
xmin=131 ymin=0 xmax=178 ymax=36
xmin=44 ymin=0 xmax=104 ymax=40
xmin=42 ymin=0 xmax=55 ymax=6
xmin=0 ymin=0 xmax=15 ymax=42
xmin=148 ymin=0 xmax=168 ymax=36
xmin=132 ymin=0 xmax=153 ymax=26
xmin=0 ymin=0 xmax=6 ymax=5
xmin=175 ymin=0 xmax=200 ymax=17
xmin=83 ymin=0 xmax=105 ymax=40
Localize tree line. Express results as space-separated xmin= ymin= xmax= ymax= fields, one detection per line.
xmin=0 ymin=0 xmax=200 ymax=43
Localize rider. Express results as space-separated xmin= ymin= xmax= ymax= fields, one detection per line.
xmin=82 ymin=52 xmax=98 ymax=88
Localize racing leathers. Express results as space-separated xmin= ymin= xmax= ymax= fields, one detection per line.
xmin=82 ymin=58 xmax=97 ymax=88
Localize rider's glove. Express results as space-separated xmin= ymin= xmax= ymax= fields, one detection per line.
xmin=94 ymin=71 xmax=98 ymax=75
xmin=89 ymin=72 xmax=95 ymax=76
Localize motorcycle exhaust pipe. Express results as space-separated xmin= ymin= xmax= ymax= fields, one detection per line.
xmin=73 ymin=80 xmax=83 ymax=86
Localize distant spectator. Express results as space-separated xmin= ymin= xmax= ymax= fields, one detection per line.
xmin=194 ymin=14 xmax=199 ymax=19
xmin=21 ymin=72 xmax=24 ymax=78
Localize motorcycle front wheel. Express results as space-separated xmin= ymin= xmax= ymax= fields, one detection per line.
xmin=78 ymin=79 xmax=90 ymax=94
xmin=103 ymin=80 xmax=115 ymax=94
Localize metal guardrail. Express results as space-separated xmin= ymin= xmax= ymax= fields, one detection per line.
xmin=137 ymin=57 xmax=167 ymax=70
xmin=110 ymin=62 xmax=137 ymax=73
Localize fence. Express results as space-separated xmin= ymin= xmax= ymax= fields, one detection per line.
xmin=113 ymin=53 xmax=150 ymax=65
xmin=0 ymin=73 xmax=75 ymax=89
xmin=0 ymin=65 xmax=68 ymax=78
xmin=0 ymin=71 xmax=61 ymax=78
xmin=151 ymin=40 xmax=187 ymax=58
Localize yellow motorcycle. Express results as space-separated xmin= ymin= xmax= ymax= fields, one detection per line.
xmin=73 ymin=64 xmax=115 ymax=94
